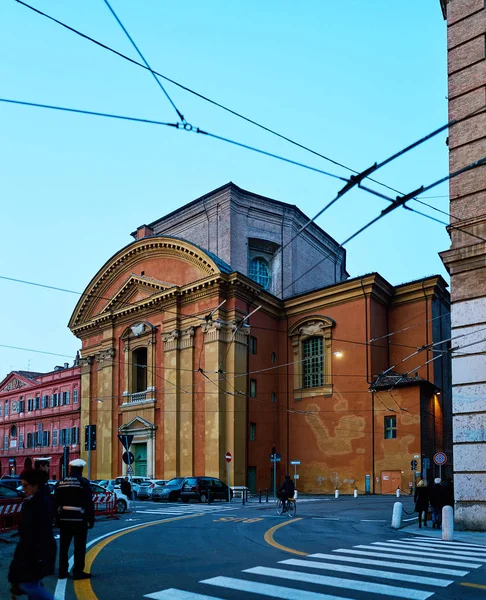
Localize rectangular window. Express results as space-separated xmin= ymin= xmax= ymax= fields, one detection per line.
xmin=0 ymin=405 xmax=2 ymax=417
xmin=34 ymin=397 xmax=40 ymax=411
xmin=302 ymin=337 xmax=324 ymax=388
xmin=19 ymin=400 xmax=25 ymax=414
xmin=42 ymin=395 xmax=49 ymax=409
xmin=52 ymin=393 xmax=58 ymax=408
xmin=250 ymin=379 xmax=257 ymax=398
xmin=65 ymin=391 xmax=70 ymax=405
xmin=249 ymin=422 xmax=256 ymax=441
xmin=5 ymin=401 xmax=8 ymax=417
xmin=60 ymin=429 xmax=66 ymax=445
xmin=73 ymin=389 xmax=78 ymax=404
xmin=384 ymin=415 xmax=397 ymax=439
xmin=27 ymin=399 xmax=33 ymax=412
xmin=249 ymin=336 xmax=257 ymax=355
xmin=42 ymin=431 xmax=50 ymax=447
xmin=53 ymin=429 xmax=58 ymax=446
xmin=26 ymin=432 xmax=32 ymax=448
xmin=3 ymin=435 xmax=8 ymax=450
xmin=19 ymin=433 xmax=23 ymax=449
xmin=72 ymin=427 xmax=79 ymax=444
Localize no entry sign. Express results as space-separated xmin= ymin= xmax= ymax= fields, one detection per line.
xmin=433 ymin=452 xmax=447 ymax=466
xmin=225 ymin=451 xmax=232 ymax=463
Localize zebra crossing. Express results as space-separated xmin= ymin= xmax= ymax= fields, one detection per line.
xmin=133 ymin=501 xmax=239 ymax=517
xmin=144 ymin=535 xmax=486 ymax=599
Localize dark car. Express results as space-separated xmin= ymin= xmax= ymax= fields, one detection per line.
xmin=0 ymin=482 xmax=22 ymax=499
xmin=152 ymin=477 xmax=184 ymax=502
xmin=180 ymin=477 xmax=233 ymax=503
xmin=0 ymin=476 xmax=22 ymax=491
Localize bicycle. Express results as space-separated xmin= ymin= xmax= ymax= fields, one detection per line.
xmin=276 ymin=497 xmax=296 ymax=518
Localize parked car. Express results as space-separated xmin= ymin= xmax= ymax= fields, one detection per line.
xmin=137 ymin=479 xmax=168 ymax=500
xmin=152 ymin=477 xmax=184 ymax=502
xmin=0 ymin=476 xmax=23 ymax=491
xmin=90 ymin=482 xmax=129 ymax=514
xmin=180 ymin=477 xmax=233 ymax=503
xmin=98 ymin=479 xmax=116 ymax=492
xmin=0 ymin=482 xmax=22 ymax=499
xmin=113 ymin=477 xmax=145 ymax=499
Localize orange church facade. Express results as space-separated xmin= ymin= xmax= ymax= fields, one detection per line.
xmin=69 ymin=230 xmax=451 ymax=494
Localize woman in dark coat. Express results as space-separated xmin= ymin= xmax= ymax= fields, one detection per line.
xmin=8 ymin=469 xmax=56 ymax=600
xmin=414 ymin=479 xmax=429 ymax=528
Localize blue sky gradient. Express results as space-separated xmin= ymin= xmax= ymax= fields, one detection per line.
xmin=0 ymin=1 xmax=448 ymax=377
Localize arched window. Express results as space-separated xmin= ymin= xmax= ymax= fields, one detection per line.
xmin=10 ymin=425 xmax=17 ymax=438
xmin=249 ymin=257 xmax=271 ymax=290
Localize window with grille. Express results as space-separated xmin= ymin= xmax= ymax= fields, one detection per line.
xmin=249 ymin=422 xmax=256 ymax=441
xmin=53 ymin=430 xmax=58 ymax=446
xmin=302 ymin=337 xmax=324 ymax=388
xmin=19 ymin=433 xmax=23 ymax=448
xmin=5 ymin=401 xmax=8 ymax=417
xmin=249 ymin=257 xmax=270 ymax=289
xmin=42 ymin=395 xmax=49 ymax=408
xmin=4 ymin=435 xmax=8 ymax=450
xmin=250 ymin=379 xmax=257 ymax=398
xmin=34 ymin=397 xmax=40 ymax=411
xmin=384 ymin=415 xmax=397 ymax=439
xmin=73 ymin=389 xmax=78 ymax=403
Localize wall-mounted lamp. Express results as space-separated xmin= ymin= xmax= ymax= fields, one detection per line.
xmin=333 ymin=351 xmax=343 ymax=358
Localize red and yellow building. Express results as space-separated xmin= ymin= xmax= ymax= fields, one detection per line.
xmin=68 ymin=220 xmax=451 ymax=493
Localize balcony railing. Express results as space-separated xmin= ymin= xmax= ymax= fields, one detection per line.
xmin=128 ymin=391 xmax=147 ymax=404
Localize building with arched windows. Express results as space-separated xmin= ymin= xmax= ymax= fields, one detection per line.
xmin=68 ymin=183 xmax=451 ymax=494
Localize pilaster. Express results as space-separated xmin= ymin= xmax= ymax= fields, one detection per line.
xmin=79 ymin=356 xmax=93 ymax=474
xmin=95 ymin=348 xmax=115 ymax=479
xmin=162 ymin=329 xmax=180 ymax=479
xmin=179 ymin=327 xmax=195 ymax=476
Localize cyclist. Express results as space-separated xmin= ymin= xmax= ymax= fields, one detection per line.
xmin=278 ymin=474 xmax=295 ymax=512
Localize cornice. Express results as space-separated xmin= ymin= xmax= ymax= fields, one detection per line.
xmin=440 ymin=242 xmax=486 ymax=276
xmin=391 ymin=276 xmax=450 ymax=306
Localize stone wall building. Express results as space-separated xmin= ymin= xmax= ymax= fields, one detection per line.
xmin=439 ymin=0 xmax=486 ymax=529
xmin=69 ymin=184 xmax=451 ymax=493
xmin=0 ymin=365 xmax=81 ymax=479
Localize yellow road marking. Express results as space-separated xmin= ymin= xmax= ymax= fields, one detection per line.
xmin=264 ymin=518 xmax=307 ymax=556
xmin=74 ymin=513 xmax=203 ymax=600
xmin=461 ymin=582 xmax=486 ymax=590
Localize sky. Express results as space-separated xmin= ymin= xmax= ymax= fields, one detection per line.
xmin=0 ymin=0 xmax=449 ymax=378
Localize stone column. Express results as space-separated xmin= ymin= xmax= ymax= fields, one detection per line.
xmin=202 ymin=321 xmax=226 ymax=478
xmin=147 ymin=430 xmax=154 ymax=479
xmin=179 ymin=327 xmax=195 ymax=476
xmin=79 ymin=356 xmax=93 ymax=470
xmin=162 ymin=330 xmax=180 ymax=479
xmin=95 ymin=348 xmax=115 ymax=480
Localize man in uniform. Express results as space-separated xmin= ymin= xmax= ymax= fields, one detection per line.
xmin=54 ymin=458 xmax=95 ymax=580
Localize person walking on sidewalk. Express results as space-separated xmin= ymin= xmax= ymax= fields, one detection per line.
xmin=8 ymin=469 xmax=56 ymax=600
xmin=414 ymin=479 xmax=429 ymax=528
xmin=428 ymin=477 xmax=443 ymax=529
xmin=54 ymin=458 xmax=95 ymax=581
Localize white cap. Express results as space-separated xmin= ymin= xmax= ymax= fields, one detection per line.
xmin=434 ymin=477 xmax=441 ymax=484
xmin=69 ymin=458 xmax=86 ymax=467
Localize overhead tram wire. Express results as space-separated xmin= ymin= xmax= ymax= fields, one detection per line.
xmin=0 ymin=97 xmax=347 ymax=183
xmin=15 ymin=0 xmax=482 ymax=225
xmin=102 ymin=0 xmax=184 ymax=122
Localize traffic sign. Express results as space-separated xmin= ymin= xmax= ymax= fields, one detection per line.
xmin=118 ymin=434 xmax=134 ymax=451
xmin=225 ymin=451 xmax=232 ymax=463
xmin=294 ymin=474 xmax=300 ymax=480
xmin=270 ymin=453 xmax=281 ymax=463
xmin=127 ymin=465 xmax=134 ymax=475
xmin=290 ymin=460 xmax=300 ymax=465
xmin=433 ymin=452 xmax=447 ymax=466
xmin=410 ymin=459 xmax=418 ymax=470
xmin=122 ymin=451 xmax=135 ymax=465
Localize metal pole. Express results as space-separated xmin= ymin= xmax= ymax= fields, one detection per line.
xmin=273 ymin=460 xmax=276 ymax=500
xmin=87 ymin=426 xmax=91 ymax=480
xmin=228 ymin=462 xmax=231 ymax=503
xmin=439 ymin=464 xmax=442 ymax=480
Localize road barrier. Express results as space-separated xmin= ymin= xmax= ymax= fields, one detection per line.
xmin=0 ymin=499 xmax=22 ymax=533
xmin=442 ymin=505 xmax=454 ymax=540
xmin=391 ymin=501 xmax=403 ymax=529
xmin=92 ymin=492 xmax=117 ymax=518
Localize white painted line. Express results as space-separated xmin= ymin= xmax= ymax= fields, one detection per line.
xmin=407 ymin=537 xmax=486 ymax=549
xmin=279 ymin=558 xmax=453 ymax=587
xmin=334 ymin=548 xmax=482 ymax=569
xmin=395 ymin=540 xmax=486 ymax=554
xmin=202 ymin=575 xmax=345 ymax=599
xmin=309 ymin=553 xmax=468 ymax=576
xmin=403 ymin=517 xmax=418 ymax=521
xmin=361 ymin=519 xmax=387 ymax=522
xmin=243 ymin=566 xmax=433 ymax=599
xmin=312 ymin=517 xmax=341 ymax=520
xmin=145 ymin=589 xmax=223 ymax=599
xmin=371 ymin=542 xmax=486 ymax=559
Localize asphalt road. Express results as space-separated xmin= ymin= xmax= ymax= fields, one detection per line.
xmin=1 ymin=495 xmax=485 ymax=600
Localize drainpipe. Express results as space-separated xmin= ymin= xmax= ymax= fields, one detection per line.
xmin=421 ymin=279 xmax=430 ymax=381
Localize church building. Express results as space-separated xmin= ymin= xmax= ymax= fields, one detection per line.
xmin=69 ymin=182 xmax=451 ymax=494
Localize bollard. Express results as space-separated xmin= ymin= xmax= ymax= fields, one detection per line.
xmin=266 ymin=488 xmax=269 ymax=503
xmin=259 ymin=489 xmax=262 ymax=503
xmin=294 ymin=489 xmax=298 ymax=500
xmin=334 ymin=489 xmax=339 ymax=499
xmin=396 ymin=488 xmax=401 ymax=498
xmin=207 ymin=490 xmax=212 ymax=504
xmin=391 ymin=501 xmax=403 ymax=529
xmin=353 ymin=489 xmax=358 ymax=498
xmin=242 ymin=488 xmax=245 ymax=505
xmin=442 ymin=506 xmax=454 ymax=541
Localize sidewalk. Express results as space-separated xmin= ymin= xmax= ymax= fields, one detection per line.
xmin=403 ymin=522 xmax=486 ymax=546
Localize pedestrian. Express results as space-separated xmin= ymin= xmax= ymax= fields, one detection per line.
xmin=8 ymin=469 xmax=56 ymax=600
xmin=120 ymin=476 xmax=132 ymax=500
xmin=34 ymin=458 xmax=51 ymax=497
xmin=428 ymin=477 xmax=443 ymax=529
xmin=414 ymin=479 xmax=429 ymax=528
xmin=54 ymin=458 xmax=95 ymax=580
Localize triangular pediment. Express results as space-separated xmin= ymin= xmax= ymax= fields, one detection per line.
xmin=101 ymin=274 xmax=176 ymax=314
xmin=119 ymin=416 xmax=155 ymax=432
xmin=0 ymin=373 xmax=38 ymax=394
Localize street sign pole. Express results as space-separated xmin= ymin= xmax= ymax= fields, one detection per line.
xmin=228 ymin=461 xmax=231 ymax=503
xmin=273 ymin=459 xmax=276 ymax=500
xmin=87 ymin=426 xmax=91 ymax=480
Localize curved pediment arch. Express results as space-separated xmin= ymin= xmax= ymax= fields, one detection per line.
xmin=288 ymin=315 xmax=335 ymax=337
xmin=68 ymin=236 xmax=231 ymax=329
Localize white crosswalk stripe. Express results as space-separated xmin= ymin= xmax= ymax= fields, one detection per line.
xmin=147 ymin=535 xmax=486 ymax=599
xmin=135 ymin=503 xmax=238 ymax=516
